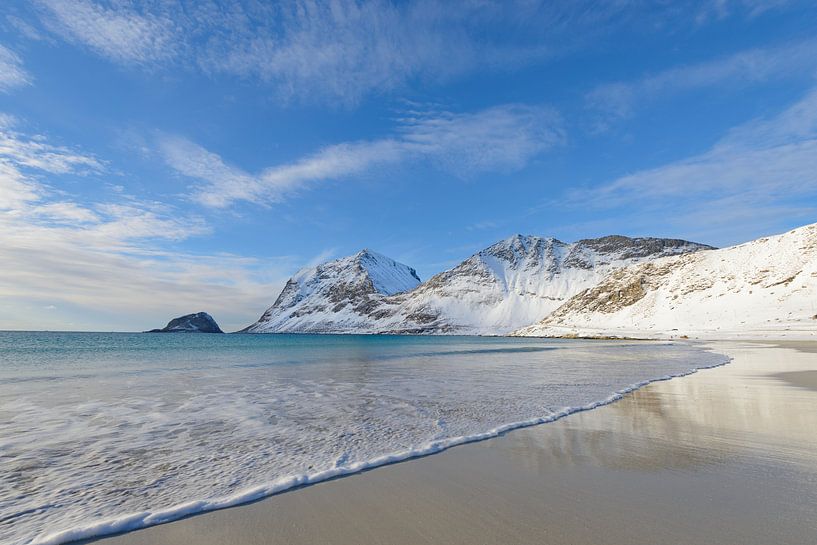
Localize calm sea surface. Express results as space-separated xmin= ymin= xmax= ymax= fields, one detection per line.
xmin=0 ymin=332 xmax=727 ymax=545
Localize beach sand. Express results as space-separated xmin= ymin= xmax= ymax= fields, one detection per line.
xmin=86 ymin=341 xmax=817 ymax=545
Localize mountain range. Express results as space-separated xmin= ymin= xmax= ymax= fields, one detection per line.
xmin=242 ymin=234 xmax=713 ymax=335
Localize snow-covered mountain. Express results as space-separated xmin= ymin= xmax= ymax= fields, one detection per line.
xmin=374 ymin=235 xmax=712 ymax=334
xmin=514 ymin=223 xmax=817 ymax=339
xmin=241 ymin=249 xmax=421 ymax=333
xmin=243 ymin=235 xmax=711 ymax=335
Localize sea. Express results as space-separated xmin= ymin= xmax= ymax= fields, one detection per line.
xmin=0 ymin=331 xmax=728 ymax=545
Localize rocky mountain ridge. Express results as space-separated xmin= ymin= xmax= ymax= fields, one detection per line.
xmin=513 ymin=223 xmax=817 ymax=339
xmin=243 ymin=234 xmax=713 ymax=335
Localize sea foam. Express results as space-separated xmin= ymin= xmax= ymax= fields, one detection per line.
xmin=0 ymin=333 xmax=729 ymax=545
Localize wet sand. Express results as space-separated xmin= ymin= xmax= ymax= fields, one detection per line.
xmin=86 ymin=342 xmax=817 ymax=545
xmin=773 ymin=370 xmax=817 ymax=392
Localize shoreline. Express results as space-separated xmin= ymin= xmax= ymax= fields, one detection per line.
xmin=78 ymin=340 xmax=817 ymax=545
xmin=34 ymin=340 xmax=729 ymax=545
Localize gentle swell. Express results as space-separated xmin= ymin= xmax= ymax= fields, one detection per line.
xmin=33 ymin=354 xmax=730 ymax=545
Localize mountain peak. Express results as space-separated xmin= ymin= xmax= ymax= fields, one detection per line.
xmin=354 ymin=248 xmax=378 ymax=259
xmin=242 ymin=249 xmax=421 ymax=333
xmin=352 ymin=249 xmax=421 ymax=295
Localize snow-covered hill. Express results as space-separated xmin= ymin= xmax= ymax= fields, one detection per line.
xmin=514 ymin=223 xmax=817 ymax=340
xmin=243 ymin=235 xmax=711 ymax=335
xmin=241 ymin=250 xmax=421 ymax=333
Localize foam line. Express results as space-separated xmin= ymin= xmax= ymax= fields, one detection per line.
xmin=31 ymin=353 xmax=731 ymax=545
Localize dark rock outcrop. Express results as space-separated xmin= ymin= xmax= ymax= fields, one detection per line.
xmin=146 ymin=312 xmax=224 ymax=333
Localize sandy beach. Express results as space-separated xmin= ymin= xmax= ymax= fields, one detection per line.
xmin=84 ymin=341 xmax=817 ymax=545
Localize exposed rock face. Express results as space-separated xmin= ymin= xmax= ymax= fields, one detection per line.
xmin=514 ymin=223 xmax=817 ymax=339
xmin=147 ymin=312 xmax=224 ymax=333
xmin=243 ymin=235 xmax=711 ymax=335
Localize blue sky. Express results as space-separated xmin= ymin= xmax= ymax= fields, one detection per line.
xmin=2 ymin=0 xmax=817 ymax=331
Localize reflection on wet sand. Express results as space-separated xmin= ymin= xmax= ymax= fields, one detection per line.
xmin=505 ymin=342 xmax=817 ymax=473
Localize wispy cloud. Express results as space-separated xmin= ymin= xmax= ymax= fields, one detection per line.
xmin=568 ymin=87 xmax=817 ymax=243
xmin=24 ymin=0 xmax=792 ymax=105
xmin=0 ymin=116 xmax=290 ymax=331
xmin=695 ymin=0 xmax=797 ymax=23
xmin=30 ymin=0 xmax=551 ymax=103
xmin=35 ymin=0 xmax=176 ymax=64
xmin=397 ymin=104 xmax=563 ymax=175
xmin=197 ymin=0 xmax=478 ymax=104
xmin=5 ymin=14 xmax=48 ymax=41
xmin=0 ymin=44 xmax=32 ymax=92
xmin=586 ymin=38 xmax=817 ymax=127
xmin=466 ymin=220 xmax=498 ymax=232
xmin=305 ymin=247 xmax=338 ymax=268
xmin=594 ymin=89 xmax=817 ymax=201
xmin=0 ymin=115 xmax=101 ymax=208
xmin=161 ymin=103 xmax=563 ymax=208
xmin=0 ymin=117 xmax=103 ymax=174
xmin=158 ymin=134 xmax=404 ymax=208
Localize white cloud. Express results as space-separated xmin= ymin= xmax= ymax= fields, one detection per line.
xmin=0 ymin=44 xmax=32 ymax=92
xmin=28 ymin=0 xmax=548 ymax=102
xmin=6 ymin=14 xmax=48 ymax=41
xmin=195 ymin=0 xmax=501 ymax=105
xmin=0 ymin=116 xmax=290 ymax=332
xmin=31 ymin=201 xmax=100 ymax=223
xmin=398 ymin=104 xmax=563 ymax=175
xmin=595 ymin=88 xmax=817 ymax=201
xmin=0 ymin=124 xmax=103 ymax=174
xmin=35 ymin=0 xmax=176 ymax=64
xmin=0 ymin=119 xmax=102 ymax=209
xmin=24 ymin=1 xmax=804 ymax=104
xmin=568 ymin=87 xmax=817 ymax=242
xmin=595 ymin=139 xmax=817 ymax=206
xmin=695 ymin=0 xmax=796 ymax=23
xmin=0 ymin=160 xmax=40 ymax=208
xmin=160 ymin=103 xmax=563 ymax=208
xmin=586 ymin=38 xmax=817 ymax=125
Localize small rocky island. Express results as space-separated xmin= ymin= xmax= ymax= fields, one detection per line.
xmin=146 ymin=312 xmax=224 ymax=333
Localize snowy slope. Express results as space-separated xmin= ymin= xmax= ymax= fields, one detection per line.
xmin=244 ymin=235 xmax=710 ymax=335
xmin=514 ymin=223 xmax=817 ymax=340
xmin=242 ymin=250 xmax=421 ymax=333
xmin=375 ymin=235 xmax=712 ymax=334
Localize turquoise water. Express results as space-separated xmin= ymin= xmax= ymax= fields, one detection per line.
xmin=0 ymin=332 xmax=727 ymax=545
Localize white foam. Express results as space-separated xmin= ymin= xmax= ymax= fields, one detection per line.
xmin=0 ymin=334 xmax=729 ymax=545
xmin=29 ymin=352 xmax=730 ymax=545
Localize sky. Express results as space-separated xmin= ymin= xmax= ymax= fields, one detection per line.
xmin=1 ymin=0 xmax=817 ymax=332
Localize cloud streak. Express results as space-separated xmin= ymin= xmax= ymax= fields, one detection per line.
xmin=586 ymin=38 xmax=817 ymax=126
xmin=595 ymin=89 xmax=817 ymax=200
xmin=32 ymin=0 xmax=551 ymax=103
xmin=35 ymin=0 xmax=176 ymax=64
xmin=567 ymin=86 xmax=817 ymax=242
xmin=161 ymin=103 xmax=563 ymax=208
xmin=0 ymin=44 xmax=32 ymax=92
xmin=24 ymin=0 xmax=795 ymax=104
